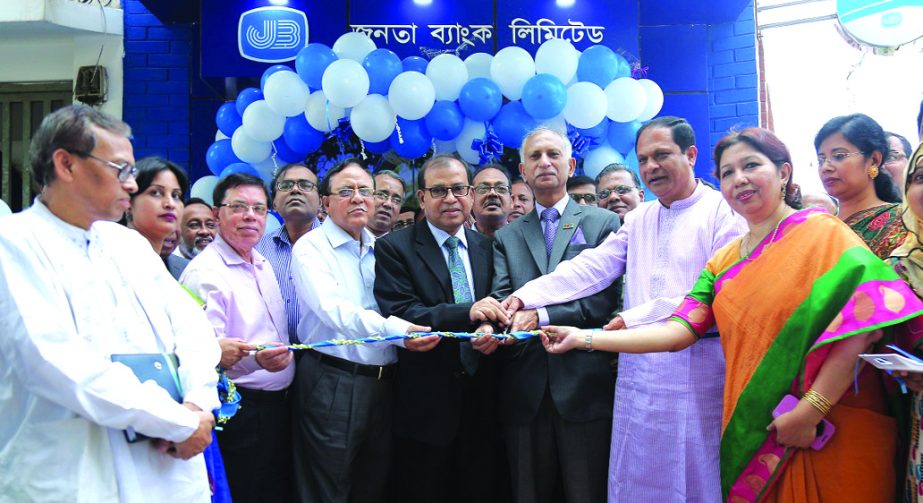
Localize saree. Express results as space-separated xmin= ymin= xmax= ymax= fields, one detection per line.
xmin=844 ymin=203 xmax=908 ymax=259
xmin=671 ymin=207 xmax=923 ymax=502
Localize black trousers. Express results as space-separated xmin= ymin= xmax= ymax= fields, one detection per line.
xmin=292 ymin=353 xmax=393 ymax=503
xmin=504 ymin=388 xmax=611 ymax=503
xmin=217 ymin=386 xmax=293 ymax=503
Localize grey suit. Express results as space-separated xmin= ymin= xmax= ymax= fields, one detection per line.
xmin=492 ymin=198 xmax=620 ymax=503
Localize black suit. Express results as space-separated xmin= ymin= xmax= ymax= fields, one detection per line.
xmin=375 ymin=222 xmax=507 ymax=503
xmin=491 ymin=199 xmax=620 ymax=503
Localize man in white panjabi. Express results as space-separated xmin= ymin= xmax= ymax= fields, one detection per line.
xmin=0 ymin=105 xmax=220 ymax=502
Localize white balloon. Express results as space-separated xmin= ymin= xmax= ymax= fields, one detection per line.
xmin=454 ymin=119 xmax=487 ymax=164
xmin=0 ymin=198 xmax=11 ymax=217
xmin=322 ymin=59 xmax=370 ymax=109
xmin=264 ymin=213 xmax=283 ymax=236
xmin=241 ymin=100 xmax=285 ymax=142
xmin=215 ymin=130 xmax=229 ymax=141
xmin=388 ymin=71 xmax=436 ymax=120
xmin=605 ymin=77 xmax=648 ymax=123
xmin=535 ymin=39 xmax=579 ymax=84
xmin=563 ymin=82 xmax=608 ymax=129
xmin=464 ymin=53 xmax=493 ymax=80
xmin=351 ymin=94 xmax=397 ymax=143
xmin=490 ymin=46 xmax=535 ymax=100
xmin=190 ymin=176 xmax=220 ymax=206
xmin=231 ymin=126 xmax=272 ymax=164
xmin=426 ymin=54 xmax=468 ymax=101
xmin=305 ymin=90 xmax=347 ymax=132
xmin=636 ymin=79 xmax=665 ymax=122
xmin=583 ymin=144 xmax=625 ymax=179
xmin=332 ymin=32 xmax=377 ymax=62
xmin=263 ymin=70 xmax=310 ymax=117
xmin=252 ymin=156 xmax=279 ymax=183
xmin=537 ymin=114 xmax=568 ymax=134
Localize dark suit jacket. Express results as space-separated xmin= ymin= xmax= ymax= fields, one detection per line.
xmin=491 ymin=198 xmax=620 ymax=426
xmin=374 ymin=222 xmax=496 ymax=446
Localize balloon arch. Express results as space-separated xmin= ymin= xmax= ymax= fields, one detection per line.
xmin=195 ymin=31 xmax=664 ymax=204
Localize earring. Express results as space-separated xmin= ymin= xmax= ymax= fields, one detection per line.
xmin=868 ymin=165 xmax=879 ymax=179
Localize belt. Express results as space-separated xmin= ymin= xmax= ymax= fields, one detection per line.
xmin=310 ymin=350 xmax=396 ymax=380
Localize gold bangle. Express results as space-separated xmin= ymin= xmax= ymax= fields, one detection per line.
xmin=803 ymin=389 xmax=833 ymax=416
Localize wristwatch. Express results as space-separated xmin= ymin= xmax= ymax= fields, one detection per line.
xmin=584 ymin=331 xmax=593 ymax=352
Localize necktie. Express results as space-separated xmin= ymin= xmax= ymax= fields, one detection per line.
xmin=444 ymin=236 xmax=473 ymax=303
xmin=541 ymin=207 xmax=560 ymax=257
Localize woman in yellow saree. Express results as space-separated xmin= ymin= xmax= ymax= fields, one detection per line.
xmin=541 ymin=128 xmax=923 ymax=502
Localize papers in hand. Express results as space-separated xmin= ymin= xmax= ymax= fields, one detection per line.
xmin=860 ymin=353 xmax=923 ymax=373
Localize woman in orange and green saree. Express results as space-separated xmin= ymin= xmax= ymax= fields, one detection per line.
xmin=539 ymin=128 xmax=923 ymax=502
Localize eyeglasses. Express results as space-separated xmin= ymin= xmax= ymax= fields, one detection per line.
xmin=817 ymin=151 xmax=864 ymax=167
xmin=373 ymin=191 xmax=403 ymax=206
xmin=392 ymin=219 xmax=415 ymax=231
xmin=78 ymin=152 xmax=138 ymax=182
xmin=218 ymin=202 xmax=269 ymax=216
xmin=597 ymin=185 xmax=636 ymax=199
xmin=424 ymin=185 xmax=471 ymax=198
xmin=331 ymin=187 xmax=375 ymax=199
xmin=885 ymin=151 xmax=908 ymax=164
xmin=277 ymin=179 xmax=317 ymax=192
xmin=473 ymin=184 xmax=511 ymax=195
xmin=185 ymin=220 xmax=217 ymax=231
xmin=570 ymin=193 xmax=597 ymax=204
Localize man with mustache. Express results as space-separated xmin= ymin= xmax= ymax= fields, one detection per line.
xmin=290 ymin=159 xmax=434 ymax=503
xmin=256 ymin=162 xmax=321 ymax=343
xmin=177 ymin=198 xmax=216 ymax=259
xmin=503 ymin=117 xmax=746 ymax=502
xmin=508 ymin=179 xmax=534 ymax=222
xmin=374 ymin=154 xmax=510 ymax=502
xmin=490 ymin=127 xmax=621 ymax=503
xmin=367 ymin=169 xmax=405 ymax=238
xmin=471 ymin=163 xmax=512 ymax=238
xmin=595 ymin=164 xmax=645 ymax=222
xmin=181 ymin=173 xmax=294 ymax=502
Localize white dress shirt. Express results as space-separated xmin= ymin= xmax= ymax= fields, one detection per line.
xmin=427 ymin=221 xmax=475 ymax=295
xmin=292 ymin=218 xmax=411 ymax=366
xmin=0 ymin=199 xmax=220 ymax=502
xmin=531 ymin=194 xmax=571 ymax=326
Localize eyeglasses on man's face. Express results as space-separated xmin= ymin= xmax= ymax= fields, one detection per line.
xmin=570 ymin=193 xmax=597 ymax=204
xmin=597 ymin=185 xmax=636 ymax=200
xmin=473 ymin=184 xmax=511 ymax=195
xmin=373 ymin=191 xmax=403 ymax=206
xmin=277 ymin=179 xmax=317 ymax=192
xmin=331 ymin=187 xmax=375 ymax=199
xmin=817 ymin=151 xmax=864 ymax=167
xmin=73 ymin=151 xmax=138 ymax=181
xmin=424 ymin=185 xmax=471 ymax=198
xmin=219 ymin=202 xmax=269 ymax=216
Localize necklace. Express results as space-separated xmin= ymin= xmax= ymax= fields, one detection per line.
xmin=740 ymin=210 xmax=791 ymax=259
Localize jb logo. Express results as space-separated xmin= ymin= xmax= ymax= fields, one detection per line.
xmin=238 ymin=7 xmax=308 ymax=63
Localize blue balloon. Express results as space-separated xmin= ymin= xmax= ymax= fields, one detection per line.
xmin=391 ymin=118 xmax=432 ymax=159
xmin=206 ymin=139 xmax=241 ymax=176
xmin=282 ymin=115 xmax=324 ymax=154
xmin=458 ymin=78 xmax=502 ymax=122
xmin=492 ymin=101 xmax=537 ymax=148
xmin=272 ymin=138 xmax=306 ymax=164
xmin=295 ymin=43 xmax=338 ymax=89
xmin=520 ymin=74 xmax=567 ymax=120
xmin=220 ymin=162 xmax=261 ymax=179
xmin=608 ymin=120 xmax=642 ymax=154
xmin=236 ymin=88 xmax=264 ymax=116
xmin=425 ymin=101 xmax=464 ymax=141
xmin=577 ymin=46 xmax=620 ymax=88
xmin=215 ymin=102 xmax=243 ymax=138
xmin=363 ymin=48 xmax=403 ymax=96
xmin=614 ymin=54 xmax=632 ymax=79
xmin=578 ymin=118 xmax=610 ymax=139
xmin=402 ymin=56 xmax=428 ymax=74
xmin=260 ymin=65 xmax=292 ymax=89
xmin=365 ymin=138 xmax=392 ymax=154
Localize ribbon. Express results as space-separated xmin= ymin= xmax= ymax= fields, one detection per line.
xmin=631 ymin=64 xmax=650 ymax=80
xmin=566 ymin=124 xmax=600 ymax=161
xmin=330 ymin=117 xmax=354 ymax=154
xmin=254 ymin=330 xmax=542 ymax=352
xmin=214 ymin=369 xmax=241 ymax=428
xmin=471 ymin=123 xmax=503 ymax=164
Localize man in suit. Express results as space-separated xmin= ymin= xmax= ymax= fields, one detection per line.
xmin=490 ymin=127 xmax=620 ymax=503
xmin=375 ymin=154 xmax=509 ymax=503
